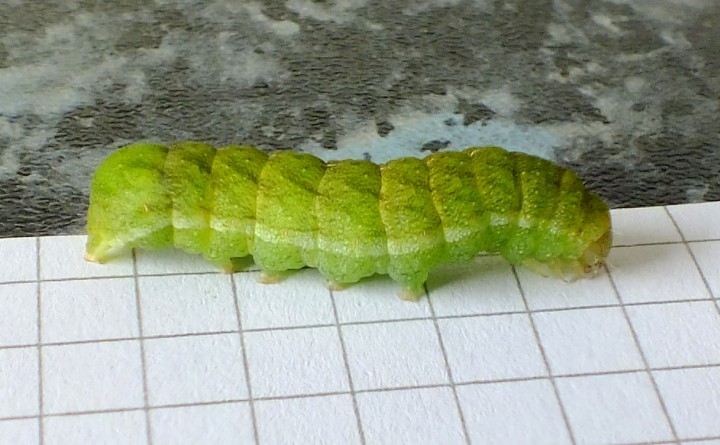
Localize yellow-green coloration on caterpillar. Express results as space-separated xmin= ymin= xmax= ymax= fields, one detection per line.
xmin=86 ymin=142 xmax=612 ymax=300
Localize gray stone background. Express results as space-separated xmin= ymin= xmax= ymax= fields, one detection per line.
xmin=1 ymin=0 xmax=718 ymax=237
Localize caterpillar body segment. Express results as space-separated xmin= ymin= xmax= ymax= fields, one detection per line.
xmin=86 ymin=142 xmax=612 ymax=300
xmin=85 ymin=143 xmax=173 ymax=258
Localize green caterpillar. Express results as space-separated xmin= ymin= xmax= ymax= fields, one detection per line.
xmin=85 ymin=142 xmax=612 ymax=300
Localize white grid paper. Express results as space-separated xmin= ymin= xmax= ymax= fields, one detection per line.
xmin=1 ymin=203 xmax=720 ymax=445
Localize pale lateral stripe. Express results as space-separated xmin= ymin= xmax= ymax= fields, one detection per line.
xmin=90 ymin=224 xmax=167 ymax=260
xmin=443 ymin=227 xmax=475 ymax=243
xmin=254 ymin=224 xmax=316 ymax=250
xmin=171 ymin=211 xmax=209 ymax=230
xmin=209 ymin=218 xmax=254 ymax=233
xmin=316 ymin=236 xmax=387 ymax=258
xmin=385 ymin=238 xmax=444 ymax=255
xmin=254 ymin=224 xmax=448 ymax=257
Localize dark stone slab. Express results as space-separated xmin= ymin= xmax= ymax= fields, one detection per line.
xmin=1 ymin=0 xmax=718 ymax=237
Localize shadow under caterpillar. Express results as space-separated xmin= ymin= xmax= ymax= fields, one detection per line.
xmin=85 ymin=142 xmax=612 ymax=300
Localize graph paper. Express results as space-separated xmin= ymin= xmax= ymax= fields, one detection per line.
xmin=1 ymin=202 xmax=719 ymax=445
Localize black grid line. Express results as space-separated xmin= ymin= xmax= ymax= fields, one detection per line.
xmin=3 ymin=204 xmax=720 ymax=444
xmin=512 ymin=266 xmax=578 ymax=445
xmin=3 ymin=293 xmax=720 ymax=353
xmin=35 ymin=237 xmax=44 ymax=445
xmin=611 ymin=240 xmax=690 ymax=248
xmin=665 ymin=203 xmax=720 ymax=242
xmin=229 ymin=274 xmax=261 ymax=445
xmin=664 ymin=208 xmax=720 ymax=316
xmin=2 ymin=360 xmax=720 ymax=438
xmin=330 ymin=289 xmax=367 ymax=445
xmin=672 ymin=437 xmax=720 ymax=445
xmin=425 ymin=285 xmax=471 ymax=445
xmin=691 ymin=243 xmax=720 ymax=303
xmin=682 ymin=237 xmax=720 ymax=245
xmin=2 ymin=230 xmax=719 ymax=288
xmin=604 ymin=263 xmax=681 ymax=443
xmin=5 ymin=360 xmax=720 ymax=422
xmin=131 ymin=250 xmax=154 ymax=445
xmin=0 ymin=414 xmax=39 ymax=423
xmin=2 ymin=363 xmax=720 ymax=443
xmin=0 ymin=409 xmax=717 ymax=445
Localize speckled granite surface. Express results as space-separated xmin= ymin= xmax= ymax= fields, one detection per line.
xmin=1 ymin=0 xmax=718 ymax=237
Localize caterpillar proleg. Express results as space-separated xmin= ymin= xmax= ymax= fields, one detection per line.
xmin=85 ymin=142 xmax=612 ymax=300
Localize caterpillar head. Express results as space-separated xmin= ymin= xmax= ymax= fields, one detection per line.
xmin=578 ymin=227 xmax=612 ymax=276
xmin=521 ymin=222 xmax=613 ymax=281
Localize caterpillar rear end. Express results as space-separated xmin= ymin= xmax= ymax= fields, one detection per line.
xmin=86 ymin=141 xmax=612 ymax=300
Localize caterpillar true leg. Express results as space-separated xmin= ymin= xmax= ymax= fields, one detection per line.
xmin=398 ymin=284 xmax=426 ymax=302
xmin=258 ymin=270 xmax=290 ymax=284
xmin=86 ymin=142 xmax=612 ymax=300
xmin=214 ymin=256 xmax=257 ymax=274
xmin=326 ymin=281 xmax=348 ymax=292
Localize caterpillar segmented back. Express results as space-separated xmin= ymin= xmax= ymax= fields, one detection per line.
xmin=85 ymin=141 xmax=612 ymax=300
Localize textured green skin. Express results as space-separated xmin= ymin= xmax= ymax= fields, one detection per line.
xmin=86 ymin=142 xmax=612 ymax=298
